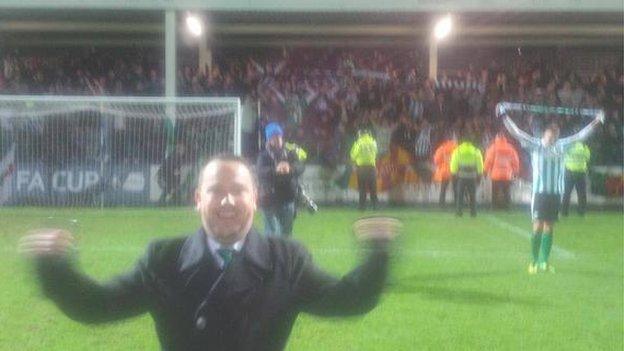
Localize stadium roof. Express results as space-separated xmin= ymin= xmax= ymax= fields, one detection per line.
xmin=0 ymin=0 xmax=621 ymax=12
xmin=0 ymin=10 xmax=622 ymax=47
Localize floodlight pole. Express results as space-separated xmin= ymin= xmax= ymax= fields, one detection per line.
xmin=165 ymin=10 xmax=176 ymax=98
xmin=164 ymin=10 xmax=177 ymax=159
xmin=198 ymin=38 xmax=212 ymax=75
xmin=428 ymin=39 xmax=438 ymax=81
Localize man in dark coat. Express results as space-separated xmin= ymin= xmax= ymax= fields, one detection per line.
xmin=19 ymin=154 xmax=399 ymax=351
xmin=256 ymin=122 xmax=303 ymax=236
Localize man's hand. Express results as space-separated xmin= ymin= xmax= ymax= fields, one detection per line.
xmin=276 ymin=161 xmax=291 ymax=174
xmin=18 ymin=229 xmax=76 ymax=258
xmin=353 ymin=216 xmax=402 ymax=242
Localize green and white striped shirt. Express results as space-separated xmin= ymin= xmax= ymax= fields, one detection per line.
xmin=503 ymin=117 xmax=597 ymax=195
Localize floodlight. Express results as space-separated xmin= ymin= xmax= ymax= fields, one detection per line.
xmin=434 ymin=15 xmax=453 ymax=40
xmin=186 ymin=14 xmax=203 ymax=37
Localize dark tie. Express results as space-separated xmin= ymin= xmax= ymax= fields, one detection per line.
xmin=217 ymin=248 xmax=235 ymax=269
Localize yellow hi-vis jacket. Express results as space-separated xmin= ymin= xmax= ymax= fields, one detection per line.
xmin=350 ymin=133 xmax=378 ymax=167
xmin=565 ymin=142 xmax=590 ymax=173
xmin=285 ymin=142 xmax=308 ymax=162
xmin=450 ymin=142 xmax=484 ymax=179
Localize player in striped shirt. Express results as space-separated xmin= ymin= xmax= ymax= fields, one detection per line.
xmin=503 ymin=114 xmax=603 ymax=273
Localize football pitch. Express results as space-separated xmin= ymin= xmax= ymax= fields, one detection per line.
xmin=0 ymin=207 xmax=622 ymax=350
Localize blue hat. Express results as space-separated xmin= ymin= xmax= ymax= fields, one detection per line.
xmin=265 ymin=122 xmax=283 ymax=140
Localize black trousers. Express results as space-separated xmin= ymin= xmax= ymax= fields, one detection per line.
xmin=562 ymin=170 xmax=587 ymax=216
xmin=357 ymin=166 xmax=378 ymax=210
xmin=491 ymin=180 xmax=511 ymax=209
xmin=439 ymin=178 xmax=457 ymax=207
xmin=456 ymin=178 xmax=477 ymax=216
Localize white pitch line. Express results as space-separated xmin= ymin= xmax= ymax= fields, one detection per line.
xmin=484 ymin=215 xmax=575 ymax=259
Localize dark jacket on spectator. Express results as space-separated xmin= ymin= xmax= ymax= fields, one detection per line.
xmin=256 ymin=146 xmax=304 ymax=207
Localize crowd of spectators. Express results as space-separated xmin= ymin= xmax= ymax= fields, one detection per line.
xmin=177 ymin=47 xmax=622 ymax=168
xmin=1 ymin=48 xmax=162 ymax=96
xmin=1 ymin=46 xmax=622 ymax=168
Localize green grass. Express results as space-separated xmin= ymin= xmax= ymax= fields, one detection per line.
xmin=0 ymin=207 xmax=622 ymax=350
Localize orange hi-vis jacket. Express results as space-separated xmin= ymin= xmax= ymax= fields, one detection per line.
xmin=433 ymin=140 xmax=457 ymax=182
xmin=484 ymin=135 xmax=520 ymax=181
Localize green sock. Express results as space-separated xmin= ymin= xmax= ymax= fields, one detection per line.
xmin=531 ymin=231 xmax=542 ymax=264
xmin=538 ymin=231 xmax=553 ymax=264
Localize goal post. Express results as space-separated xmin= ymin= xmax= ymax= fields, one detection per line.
xmin=0 ymin=95 xmax=241 ymax=207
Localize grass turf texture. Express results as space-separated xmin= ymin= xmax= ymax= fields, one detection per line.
xmin=0 ymin=208 xmax=622 ymax=350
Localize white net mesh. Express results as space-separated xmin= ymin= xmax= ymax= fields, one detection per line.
xmin=0 ymin=96 xmax=241 ymax=207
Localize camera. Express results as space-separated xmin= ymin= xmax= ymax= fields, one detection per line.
xmin=299 ymin=186 xmax=319 ymax=214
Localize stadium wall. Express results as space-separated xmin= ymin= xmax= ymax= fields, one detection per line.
xmin=299 ymin=165 xmax=624 ymax=208
xmin=2 ymin=163 xmax=622 ymax=207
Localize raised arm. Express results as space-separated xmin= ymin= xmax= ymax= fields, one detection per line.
xmin=294 ymin=217 xmax=399 ymax=316
xmin=20 ymin=230 xmax=154 ymax=324
xmin=557 ymin=112 xmax=603 ymax=148
xmin=293 ymin=241 xmax=389 ymax=316
xmin=502 ymin=116 xmax=540 ymax=147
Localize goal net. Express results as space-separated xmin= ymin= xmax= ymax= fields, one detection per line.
xmin=0 ymin=95 xmax=241 ymax=207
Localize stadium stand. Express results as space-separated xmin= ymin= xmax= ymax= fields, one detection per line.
xmin=1 ymin=46 xmax=622 ymax=169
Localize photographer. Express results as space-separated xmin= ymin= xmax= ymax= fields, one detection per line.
xmin=256 ymin=123 xmax=304 ymax=237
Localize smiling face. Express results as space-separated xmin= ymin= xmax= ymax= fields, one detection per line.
xmin=194 ymin=159 xmax=257 ymax=246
